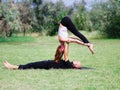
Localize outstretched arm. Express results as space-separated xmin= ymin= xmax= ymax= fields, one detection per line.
xmin=64 ymin=42 xmax=69 ymax=62
xmin=3 ymin=61 xmax=19 ymax=70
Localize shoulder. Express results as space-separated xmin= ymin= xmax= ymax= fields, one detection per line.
xmin=60 ymin=60 xmax=72 ymax=64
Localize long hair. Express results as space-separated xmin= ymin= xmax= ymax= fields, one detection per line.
xmin=54 ymin=45 xmax=64 ymax=62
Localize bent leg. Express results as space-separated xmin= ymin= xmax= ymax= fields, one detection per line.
xmin=60 ymin=16 xmax=89 ymax=43
xmin=59 ymin=36 xmax=86 ymax=46
xmin=68 ymin=37 xmax=87 ymax=46
xmin=68 ymin=37 xmax=94 ymax=54
xmin=59 ymin=36 xmax=94 ymax=54
xmin=60 ymin=16 xmax=94 ymax=54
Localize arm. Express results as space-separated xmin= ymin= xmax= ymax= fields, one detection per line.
xmin=54 ymin=42 xmax=69 ymax=62
xmin=64 ymin=42 xmax=69 ymax=62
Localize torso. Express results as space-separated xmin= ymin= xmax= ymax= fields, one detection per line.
xmin=48 ymin=60 xmax=73 ymax=69
xmin=58 ymin=24 xmax=68 ymax=39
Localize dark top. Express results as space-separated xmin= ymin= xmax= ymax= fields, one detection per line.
xmin=18 ymin=60 xmax=74 ymax=70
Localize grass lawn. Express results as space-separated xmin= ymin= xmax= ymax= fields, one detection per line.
xmin=0 ymin=36 xmax=120 ymax=90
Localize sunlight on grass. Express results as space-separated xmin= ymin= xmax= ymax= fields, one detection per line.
xmin=0 ymin=36 xmax=35 ymax=42
xmin=0 ymin=36 xmax=120 ymax=90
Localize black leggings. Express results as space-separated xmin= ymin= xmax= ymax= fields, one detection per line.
xmin=61 ymin=16 xmax=90 ymax=43
xmin=18 ymin=61 xmax=51 ymax=69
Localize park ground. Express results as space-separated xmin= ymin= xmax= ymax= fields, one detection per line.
xmin=0 ymin=33 xmax=120 ymax=90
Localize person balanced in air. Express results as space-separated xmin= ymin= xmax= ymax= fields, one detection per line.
xmin=57 ymin=16 xmax=94 ymax=57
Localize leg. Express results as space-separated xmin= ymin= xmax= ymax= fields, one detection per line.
xmin=61 ymin=16 xmax=90 ymax=43
xmin=4 ymin=60 xmax=52 ymax=70
xmin=60 ymin=16 xmax=94 ymax=54
xmin=59 ymin=36 xmax=86 ymax=46
xmin=68 ymin=37 xmax=94 ymax=54
xmin=68 ymin=37 xmax=88 ymax=46
xmin=59 ymin=37 xmax=94 ymax=54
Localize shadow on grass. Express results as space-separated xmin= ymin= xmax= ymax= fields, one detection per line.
xmin=1 ymin=66 xmax=95 ymax=70
xmin=80 ymin=67 xmax=95 ymax=70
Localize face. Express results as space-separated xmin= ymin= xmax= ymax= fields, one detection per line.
xmin=73 ymin=61 xmax=82 ymax=69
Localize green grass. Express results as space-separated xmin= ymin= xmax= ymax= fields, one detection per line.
xmin=0 ymin=36 xmax=35 ymax=42
xmin=0 ymin=36 xmax=120 ymax=90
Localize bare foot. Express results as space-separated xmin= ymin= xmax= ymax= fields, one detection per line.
xmin=88 ymin=44 xmax=94 ymax=54
xmin=3 ymin=61 xmax=18 ymax=70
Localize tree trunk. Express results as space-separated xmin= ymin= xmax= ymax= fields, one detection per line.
xmin=5 ymin=30 xmax=12 ymax=37
xmin=23 ymin=28 xmax=26 ymax=36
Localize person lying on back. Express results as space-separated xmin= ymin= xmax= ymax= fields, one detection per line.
xmin=3 ymin=43 xmax=82 ymax=70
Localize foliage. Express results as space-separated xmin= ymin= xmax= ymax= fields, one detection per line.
xmin=73 ymin=2 xmax=92 ymax=31
xmin=46 ymin=1 xmax=73 ymax=36
xmin=0 ymin=1 xmax=21 ymax=37
xmin=90 ymin=0 xmax=120 ymax=38
xmin=34 ymin=0 xmax=73 ymax=36
xmin=0 ymin=0 xmax=36 ymax=37
xmin=0 ymin=0 xmax=120 ymax=38
xmin=17 ymin=0 xmax=37 ymax=36
xmin=105 ymin=1 xmax=120 ymax=38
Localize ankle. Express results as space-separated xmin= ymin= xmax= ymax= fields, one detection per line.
xmin=84 ymin=43 xmax=91 ymax=47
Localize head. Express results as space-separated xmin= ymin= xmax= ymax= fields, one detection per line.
xmin=54 ymin=45 xmax=65 ymax=62
xmin=72 ymin=61 xmax=82 ymax=69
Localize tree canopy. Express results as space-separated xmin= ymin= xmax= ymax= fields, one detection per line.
xmin=0 ymin=0 xmax=120 ymax=38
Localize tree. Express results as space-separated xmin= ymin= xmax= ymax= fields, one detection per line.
xmin=105 ymin=0 xmax=120 ymax=38
xmin=17 ymin=0 xmax=36 ymax=36
xmin=90 ymin=0 xmax=120 ymax=38
xmin=90 ymin=2 xmax=107 ymax=32
xmin=47 ymin=0 xmax=73 ymax=36
xmin=0 ymin=1 xmax=21 ymax=37
xmin=33 ymin=0 xmax=73 ymax=36
xmin=73 ymin=1 xmax=92 ymax=31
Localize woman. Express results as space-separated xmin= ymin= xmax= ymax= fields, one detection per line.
xmin=58 ymin=16 xmax=94 ymax=54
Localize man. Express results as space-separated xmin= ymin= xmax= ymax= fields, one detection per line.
xmin=3 ymin=43 xmax=82 ymax=70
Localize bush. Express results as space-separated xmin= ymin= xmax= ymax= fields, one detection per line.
xmin=90 ymin=0 xmax=120 ymax=38
xmin=105 ymin=15 xmax=120 ymax=38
